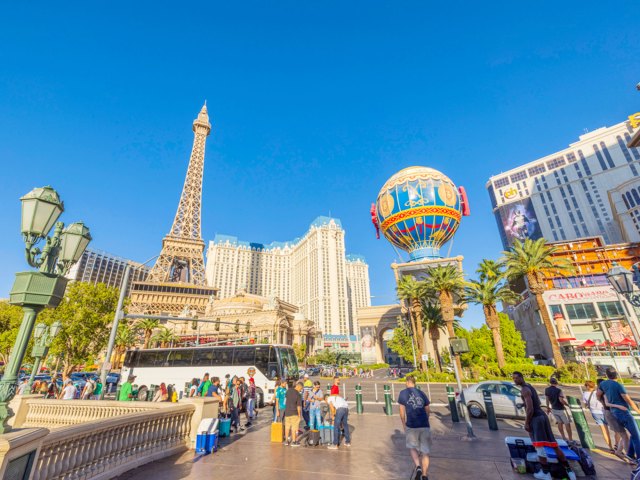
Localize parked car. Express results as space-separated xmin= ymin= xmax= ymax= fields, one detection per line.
xmin=460 ymin=381 xmax=528 ymax=419
xmin=595 ymin=364 xmax=615 ymax=377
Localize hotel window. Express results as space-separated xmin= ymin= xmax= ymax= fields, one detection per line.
xmin=546 ymin=156 xmax=566 ymax=170
xmin=593 ymin=144 xmax=608 ymax=171
xmin=494 ymin=177 xmax=510 ymax=189
xmin=528 ymin=165 xmax=546 ymax=176
xmin=600 ymin=142 xmax=615 ymax=168
xmin=510 ymin=171 xmax=527 ymax=182
xmin=597 ymin=301 xmax=624 ymax=319
xmin=566 ymin=152 xmax=577 ymax=163
xmin=564 ymin=303 xmax=597 ymax=320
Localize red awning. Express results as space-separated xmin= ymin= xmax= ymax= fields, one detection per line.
xmin=616 ymin=338 xmax=638 ymax=347
xmin=579 ymin=339 xmax=596 ymax=348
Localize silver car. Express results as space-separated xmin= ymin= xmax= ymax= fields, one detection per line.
xmin=461 ymin=381 xmax=526 ymax=419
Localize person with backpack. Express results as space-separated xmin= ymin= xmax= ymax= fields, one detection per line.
xmin=229 ymin=376 xmax=244 ymax=434
xmin=308 ymin=381 xmax=324 ymax=431
xmin=544 ymin=377 xmax=573 ymax=442
xmin=582 ymin=380 xmax=613 ymax=452
xmin=398 ymin=375 xmax=431 ymax=480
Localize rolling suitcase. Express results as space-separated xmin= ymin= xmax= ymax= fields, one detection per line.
xmin=219 ymin=417 xmax=231 ymax=437
xmin=308 ymin=429 xmax=321 ymax=447
xmin=320 ymin=423 xmax=334 ymax=445
xmin=271 ymin=421 xmax=284 ymax=443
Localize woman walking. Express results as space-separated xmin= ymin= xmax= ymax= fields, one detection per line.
xmin=582 ymin=380 xmax=613 ymax=451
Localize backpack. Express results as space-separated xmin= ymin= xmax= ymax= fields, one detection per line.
xmin=568 ymin=444 xmax=596 ymax=476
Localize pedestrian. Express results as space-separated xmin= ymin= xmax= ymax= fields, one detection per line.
xmin=81 ymin=377 xmax=95 ymax=400
xmin=46 ymin=379 xmax=59 ymax=399
xmin=302 ymin=374 xmax=313 ymax=428
xmin=38 ymin=379 xmax=49 ymax=397
xmin=247 ymin=375 xmax=257 ymax=422
xmin=308 ymin=381 xmax=324 ymax=430
xmin=284 ymin=381 xmax=303 ymax=446
xmin=544 ymin=377 xmax=573 ymax=442
xmin=275 ymin=378 xmax=287 ymax=422
xmin=198 ymin=373 xmax=211 ymax=397
xmin=206 ymin=377 xmax=223 ymax=403
xmin=398 ymin=375 xmax=431 ymax=480
xmin=326 ymin=391 xmax=351 ymax=449
xmin=92 ymin=378 xmax=103 ymax=400
xmin=188 ymin=378 xmax=199 ymax=397
xmin=597 ymin=378 xmax=628 ymax=458
xmin=598 ymin=366 xmax=640 ymax=464
xmin=238 ymin=377 xmax=250 ymax=426
xmin=229 ymin=376 xmax=244 ymax=433
xmin=582 ymin=380 xmax=613 ymax=451
xmin=153 ymin=382 xmax=168 ymax=402
xmin=60 ymin=379 xmax=77 ymax=400
xmin=17 ymin=378 xmax=29 ymax=396
xmin=118 ymin=375 xmax=136 ymax=402
xmin=330 ymin=376 xmax=340 ymax=395
xmin=513 ymin=371 xmax=576 ymax=480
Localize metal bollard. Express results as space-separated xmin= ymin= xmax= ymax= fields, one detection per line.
xmin=326 ymin=383 xmax=331 ymax=396
xmin=115 ymin=384 xmax=122 ymax=401
xmin=567 ymin=396 xmax=595 ymax=449
xmin=482 ymin=390 xmax=499 ymax=431
xmin=375 ymin=383 xmax=379 ymax=403
xmin=446 ymin=385 xmax=459 ymax=423
xmin=384 ymin=384 xmax=393 ymax=415
xmin=356 ymin=385 xmax=363 ymax=414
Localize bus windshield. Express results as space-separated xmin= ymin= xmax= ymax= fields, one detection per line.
xmin=278 ymin=347 xmax=298 ymax=379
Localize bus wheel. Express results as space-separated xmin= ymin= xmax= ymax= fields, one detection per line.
xmin=136 ymin=385 xmax=148 ymax=401
xmin=257 ymin=388 xmax=264 ymax=408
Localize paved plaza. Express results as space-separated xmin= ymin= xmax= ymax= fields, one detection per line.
xmin=118 ymin=403 xmax=632 ymax=480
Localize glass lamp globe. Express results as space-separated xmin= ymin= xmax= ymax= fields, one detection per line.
xmin=59 ymin=222 xmax=92 ymax=263
xmin=20 ymin=186 xmax=64 ymax=238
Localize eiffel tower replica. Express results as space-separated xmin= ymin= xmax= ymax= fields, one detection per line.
xmin=129 ymin=104 xmax=218 ymax=316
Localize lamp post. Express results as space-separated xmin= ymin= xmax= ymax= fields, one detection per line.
xmin=0 ymin=186 xmax=90 ymax=433
xmin=27 ymin=320 xmax=62 ymax=388
xmin=606 ymin=263 xmax=640 ymax=346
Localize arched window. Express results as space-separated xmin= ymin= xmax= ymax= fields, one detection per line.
xmin=626 ymin=192 xmax=635 ymax=208
xmin=633 ymin=189 xmax=640 ymax=206
xmin=623 ymin=194 xmax=631 ymax=210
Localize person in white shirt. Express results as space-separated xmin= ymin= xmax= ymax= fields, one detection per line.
xmin=325 ymin=394 xmax=351 ymax=449
xmin=583 ymin=380 xmax=615 ymax=452
xmin=60 ymin=380 xmax=77 ymax=400
xmin=81 ymin=378 xmax=95 ymax=400
xmin=17 ymin=379 xmax=29 ymax=395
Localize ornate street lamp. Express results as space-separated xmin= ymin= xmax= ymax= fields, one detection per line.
xmin=27 ymin=321 xmax=62 ymax=388
xmin=0 ymin=187 xmax=90 ymax=433
xmin=607 ymin=262 xmax=640 ymax=347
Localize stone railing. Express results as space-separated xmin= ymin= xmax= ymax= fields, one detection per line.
xmin=15 ymin=398 xmax=180 ymax=429
xmin=32 ymin=404 xmax=194 ymax=480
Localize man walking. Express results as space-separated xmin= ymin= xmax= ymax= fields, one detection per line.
xmin=544 ymin=377 xmax=573 ymax=442
xmin=398 ymin=376 xmax=431 ymax=480
xmin=118 ymin=375 xmax=135 ymax=401
xmin=513 ymin=372 xmax=575 ymax=480
xmin=284 ymin=381 xmax=303 ymax=446
xmin=198 ymin=373 xmax=211 ymax=397
xmin=598 ymin=366 xmax=640 ymax=463
xmin=326 ymin=392 xmax=351 ymax=449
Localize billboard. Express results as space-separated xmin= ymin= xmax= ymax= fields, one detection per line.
xmin=360 ymin=326 xmax=378 ymax=364
xmin=496 ymin=199 xmax=541 ymax=248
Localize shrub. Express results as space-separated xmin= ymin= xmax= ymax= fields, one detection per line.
xmin=402 ymin=369 xmax=455 ymax=383
xmin=356 ymin=363 xmax=389 ymax=370
xmin=553 ymin=362 xmax=597 ymax=384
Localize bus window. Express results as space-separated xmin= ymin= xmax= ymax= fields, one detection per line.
xmin=267 ymin=346 xmax=280 ymax=379
xmin=138 ymin=350 xmax=170 ymax=367
xmin=123 ymin=350 xmax=141 ymax=368
xmin=169 ymin=349 xmax=194 ymax=366
xmin=192 ymin=348 xmax=214 ymax=366
xmin=211 ymin=348 xmax=233 ymax=366
xmin=233 ymin=347 xmax=255 ymax=366
xmin=254 ymin=346 xmax=270 ymax=377
xmin=278 ymin=348 xmax=298 ymax=379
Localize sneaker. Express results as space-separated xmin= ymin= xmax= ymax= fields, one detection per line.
xmin=344 ymin=443 xmax=351 ymax=447
xmin=413 ymin=467 xmax=422 ymax=480
xmin=245 ymin=422 xmax=252 ymax=427
xmin=533 ymin=470 xmax=551 ymax=480
xmin=327 ymin=444 xmax=338 ymax=450
xmin=421 ymin=476 xmax=428 ymax=480
xmin=290 ymin=442 xmax=301 ymax=448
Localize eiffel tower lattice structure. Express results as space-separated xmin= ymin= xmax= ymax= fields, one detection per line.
xmin=129 ymin=104 xmax=218 ymax=316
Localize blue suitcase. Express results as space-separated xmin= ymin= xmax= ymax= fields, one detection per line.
xmin=219 ymin=418 xmax=231 ymax=437
xmin=320 ymin=424 xmax=334 ymax=445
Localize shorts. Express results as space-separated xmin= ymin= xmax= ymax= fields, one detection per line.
xmin=284 ymin=415 xmax=300 ymax=435
xmin=530 ymin=413 xmax=558 ymax=457
xmin=405 ymin=427 xmax=432 ymax=454
xmin=550 ymin=409 xmax=572 ymax=425
xmin=604 ymin=409 xmax=626 ymax=434
xmin=591 ymin=412 xmax=607 ymax=426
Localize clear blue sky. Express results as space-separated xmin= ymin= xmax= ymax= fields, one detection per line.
xmin=0 ymin=3 xmax=637 ymax=328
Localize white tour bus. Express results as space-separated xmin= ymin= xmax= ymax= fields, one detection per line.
xmin=121 ymin=343 xmax=298 ymax=405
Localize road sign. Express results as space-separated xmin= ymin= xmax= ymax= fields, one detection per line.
xmin=421 ymin=354 xmax=429 ymax=361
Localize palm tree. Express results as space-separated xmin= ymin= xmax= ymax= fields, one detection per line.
xmin=476 ymin=259 xmax=504 ymax=281
xmin=420 ymin=301 xmax=447 ymax=372
xmin=424 ymin=264 xmax=466 ymax=374
xmin=396 ymin=275 xmax=428 ymax=371
xmin=464 ymin=277 xmax=520 ymax=369
xmin=136 ymin=318 xmax=160 ymax=349
xmin=152 ymin=327 xmax=178 ymax=348
xmin=113 ymin=324 xmax=137 ymax=369
xmin=502 ymin=238 xmax=573 ymax=368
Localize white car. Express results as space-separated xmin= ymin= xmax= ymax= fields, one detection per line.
xmin=461 ymin=381 xmax=527 ymax=419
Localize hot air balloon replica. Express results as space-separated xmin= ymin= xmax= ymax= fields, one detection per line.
xmin=372 ymin=166 xmax=470 ymax=261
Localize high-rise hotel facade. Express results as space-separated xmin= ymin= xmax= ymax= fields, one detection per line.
xmin=205 ymin=217 xmax=371 ymax=336
xmin=487 ymin=116 xmax=640 ymax=248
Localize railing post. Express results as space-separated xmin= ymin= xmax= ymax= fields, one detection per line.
xmin=446 ymin=385 xmax=459 ymax=423
xmin=384 ymin=384 xmax=393 ymax=415
xmin=482 ymin=390 xmax=498 ymax=431
xmin=356 ymin=385 xmax=363 ymax=414
xmin=567 ymin=396 xmax=595 ymax=449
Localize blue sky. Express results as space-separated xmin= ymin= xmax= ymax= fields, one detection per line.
xmin=0 ymin=3 xmax=637 ymax=328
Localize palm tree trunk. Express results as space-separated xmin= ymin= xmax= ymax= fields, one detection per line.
xmin=429 ymin=327 xmax=443 ymax=372
xmin=439 ymin=291 xmax=463 ymax=376
xmin=527 ymin=273 xmax=565 ymax=368
xmin=411 ymin=299 xmax=428 ymax=371
xmin=143 ymin=331 xmax=151 ymax=349
xmin=484 ymin=305 xmax=505 ymax=369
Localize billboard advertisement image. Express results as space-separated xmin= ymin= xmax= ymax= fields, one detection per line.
xmin=496 ymin=199 xmax=541 ymax=247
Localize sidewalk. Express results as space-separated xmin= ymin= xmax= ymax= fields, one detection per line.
xmin=117 ymin=408 xmax=633 ymax=479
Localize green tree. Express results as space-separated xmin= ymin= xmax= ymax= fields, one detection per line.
xmin=312 ymin=349 xmax=338 ymax=366
xmin=396 ymin=276 xmax=428 ymax=371
xmin=476 ymin=259 xmax=504 ymax=281
xmin=424 ymin=265 xmax=465 ymax=374
xmin=464 ymin=276 xmax=519 ymax=368
xmin=0 ymin=302 xmax=25 ymax=367
xmin=113 ymin=323 xmax=137 ymax=369
xmin=152 ymin=327 xmax=177 ymax=348
xmin=387 ymin=324 xmax=416 ymax=364
xmin=502 ymin=238 xmax=573 ymax=368
xmin=40 ymin=282 xmax=120 ymax=376
xmin=498 ymin=313 xmax=527 ymax=361
xmin=136 ymin=318 xmax=160 ymax=349
xmin=293 ymin=343 xmax=307 ymax=364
